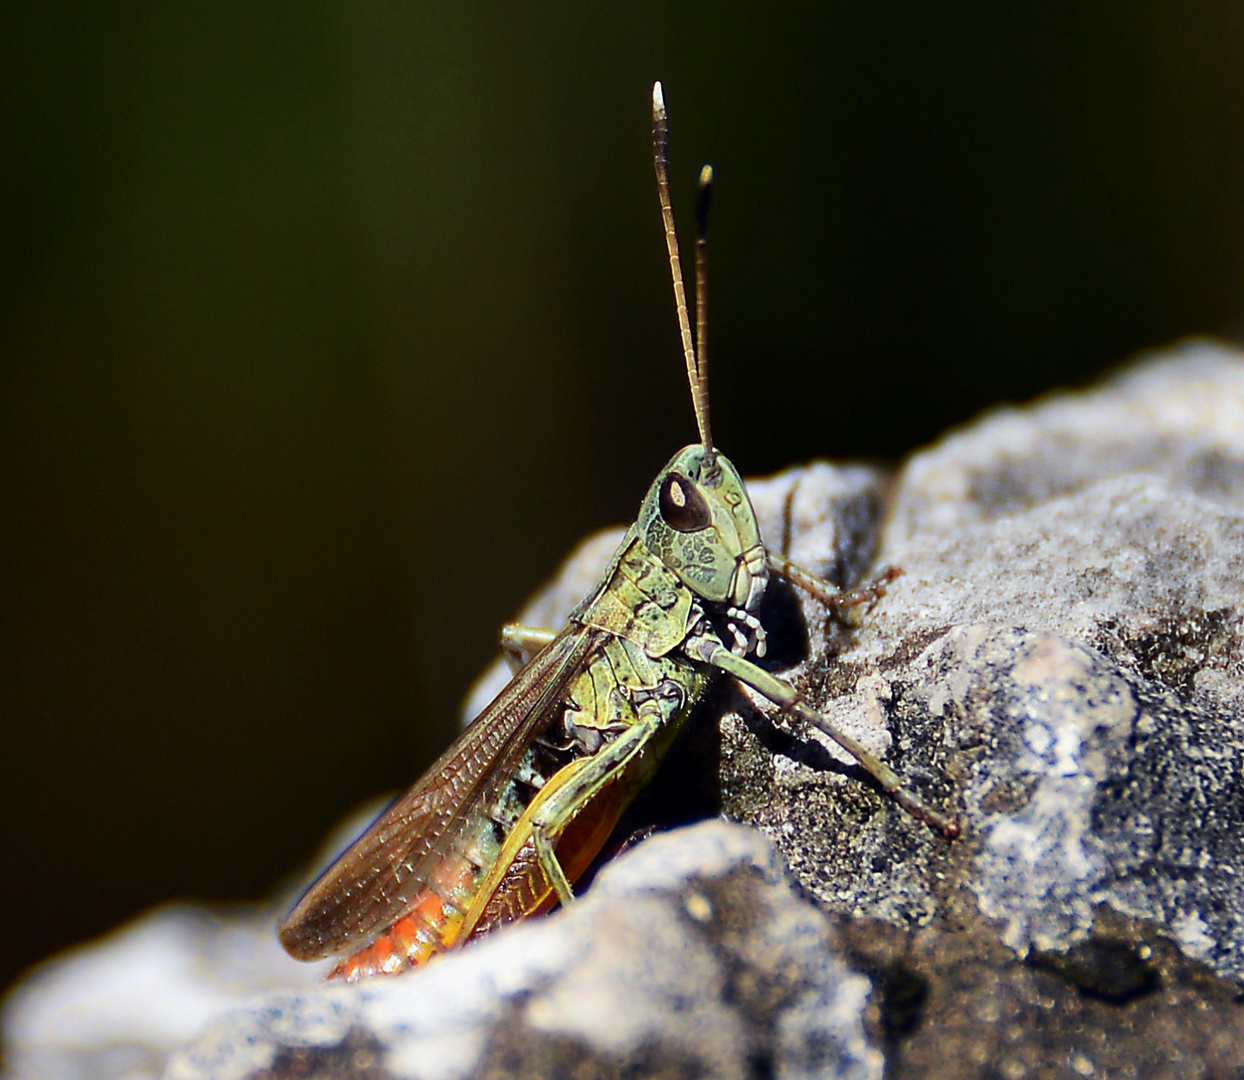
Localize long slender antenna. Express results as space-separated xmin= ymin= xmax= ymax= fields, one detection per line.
xmin=695 ymin=164 xmax=713 ymax=437
xmin=652 ymin=82 xmax=712 ymax=451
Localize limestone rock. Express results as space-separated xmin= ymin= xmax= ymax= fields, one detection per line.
xmin=160 ymin=823 xmax=879 ymax=1080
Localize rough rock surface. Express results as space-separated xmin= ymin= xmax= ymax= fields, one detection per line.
xmin=0 ymin=901 xmax=324 ymax=1080
xmin=768 ymin=342 xmax=1244 ymax=977
xmin=7 ymin=823 xmax=876 ymax=1080
xmin=4 ymin=340 xmax=1244 ymax=1079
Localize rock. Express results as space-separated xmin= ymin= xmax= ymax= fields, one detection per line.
xmin=716 ymin=341 xmax=1244 ymax=1077
xmin=0 ymin=901 xmax=325 ymax=1080
xmin=727 ymin=342 xmax=1244 ymax=976
xmin=5 ymin=340 xmax=1244 ymax=1079
xmin=159 ymin=822 xmax=880 ymax=1080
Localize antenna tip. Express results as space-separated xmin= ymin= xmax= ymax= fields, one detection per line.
xmin=652 ymin=81 xmax=665 ymax=114
xmin=696 ymin=164 xmax=714 ymax=236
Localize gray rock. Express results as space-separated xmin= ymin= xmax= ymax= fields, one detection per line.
xmin=716 ymin=341 xmax=1244 ymax=1076
xmin=0 ymin=901 xmax=326 ymax=1080
xmin=727 ymin=341 xmax=1244 ymax=978
xmin=158 ymin=822 xmax=879 ymax=1080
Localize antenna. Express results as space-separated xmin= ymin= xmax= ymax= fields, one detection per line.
xmin=695 ymin=164 xmax=713 ymax=428
xmin=652 ymin=82 xmax=712 ymax=451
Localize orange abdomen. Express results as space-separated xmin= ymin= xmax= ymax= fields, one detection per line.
xmin=330 ymin=773 xmax=628 ymax=980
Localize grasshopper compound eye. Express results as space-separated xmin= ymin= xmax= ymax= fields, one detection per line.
xmin=659 ymin=474 xmax=712 ymax=532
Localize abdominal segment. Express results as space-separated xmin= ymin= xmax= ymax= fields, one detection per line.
xmin=327 ymin=621 xmax=702 ymax=981
xmin=329 ymin=749 xmax=629 ymax=980
xmin=330 ymin=852 xmax=477 ymax=980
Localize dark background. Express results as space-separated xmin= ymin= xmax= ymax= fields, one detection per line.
xmin=4 ymin=5 xmax=1244 ymax=994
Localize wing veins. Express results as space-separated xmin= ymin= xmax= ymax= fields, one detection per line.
xmin=279 ymin=625 xmax=598 ymax=960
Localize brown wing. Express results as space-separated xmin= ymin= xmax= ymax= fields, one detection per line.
xmin=279 ymin=623 xmax=599 ymax=961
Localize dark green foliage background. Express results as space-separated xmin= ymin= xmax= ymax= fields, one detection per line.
xmin=3 ymin=5 xmax=1244 ymax=992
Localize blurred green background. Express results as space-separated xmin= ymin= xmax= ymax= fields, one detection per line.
xmin=3 ymin=5 xmax=1244 ymax=993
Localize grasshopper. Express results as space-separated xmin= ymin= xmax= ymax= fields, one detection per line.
xmin=279 ymin=82 xmax=958 ymax=981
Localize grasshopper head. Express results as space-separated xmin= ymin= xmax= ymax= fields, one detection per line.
xmin=638 ymin=445 xmax=768 ymax=612
xmin=641 ymin=88 xmax=766 ymax=612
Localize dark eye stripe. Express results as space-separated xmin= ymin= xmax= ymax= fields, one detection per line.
xmin=659 ymin=473 xmax=712 ymax=532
